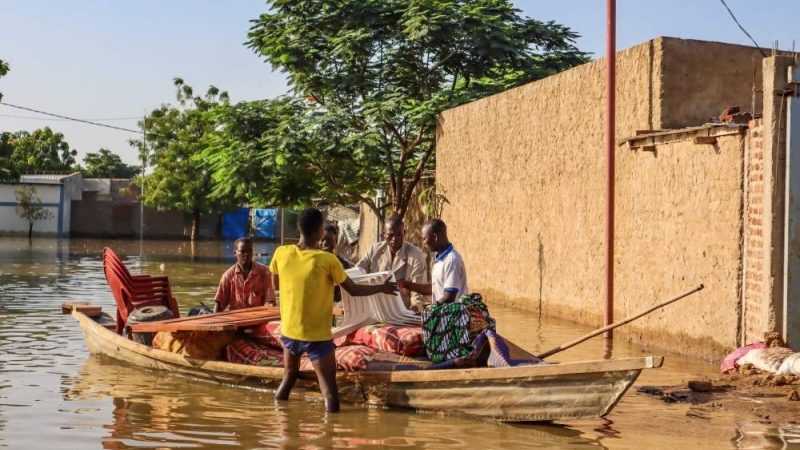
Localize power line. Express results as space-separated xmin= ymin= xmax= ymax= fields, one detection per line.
xmin=0 ymin=113 xmax=141 ymax=122
xmin=718 ymin=0 xmax=767 ymax=57
xmin=0 ymin=101 xmax=144 ymax=134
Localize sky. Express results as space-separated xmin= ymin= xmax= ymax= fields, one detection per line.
xmin=0 ymin=0 xmax=798 ymax=165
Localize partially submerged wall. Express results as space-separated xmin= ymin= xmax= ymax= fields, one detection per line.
xmin=437 ymin=37 xmax=767 ymax=359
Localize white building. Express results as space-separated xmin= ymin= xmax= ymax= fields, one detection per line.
xmin=0 ymin=173 xmax=82 ymax=237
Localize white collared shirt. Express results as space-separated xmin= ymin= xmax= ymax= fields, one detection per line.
xmin=431 ymin=244 xmax=468 ymax=303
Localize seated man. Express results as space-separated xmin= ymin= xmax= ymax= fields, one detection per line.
xmin=401 ymin=219 xmax=468 ymax=304
xmin=214 ymin=237 xmax=275 ymax=312
xmin=270 ymin=208 xmax=396 ymax=412
xmin=357 ymin=215 xmax=428 ymax=309
xmin=321 ymin=222 xmax=353 ymax=269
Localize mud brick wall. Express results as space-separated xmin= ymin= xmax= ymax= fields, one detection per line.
xmin=437 ymin=37 xmax=767 ymax=359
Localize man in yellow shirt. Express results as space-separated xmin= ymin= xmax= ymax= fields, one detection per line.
xmin=269 ymin=208 xmax=396 ymax=412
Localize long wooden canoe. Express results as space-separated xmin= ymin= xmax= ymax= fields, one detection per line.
xmin=73 ymin=310 xmax=662 ymax=422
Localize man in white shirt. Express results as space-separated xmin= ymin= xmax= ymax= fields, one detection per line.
xmin=401 ymin=219 xmax=468 ymax=304
xmin=357 ymin=215 xmax=429 ymax=309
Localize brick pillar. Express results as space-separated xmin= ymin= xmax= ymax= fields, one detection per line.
xmin=742 ymin=119 xmax=769 ymax=343
xmin=742 ymin=56 xmax=794 ymax=344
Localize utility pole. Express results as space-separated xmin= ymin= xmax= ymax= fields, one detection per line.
xmin=605 ymin=0 xmax=616 ymax=339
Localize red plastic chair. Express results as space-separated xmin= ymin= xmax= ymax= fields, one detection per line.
xmin=103 ymin=247 xmax=180 ymax=334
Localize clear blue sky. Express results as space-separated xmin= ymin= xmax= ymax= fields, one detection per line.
xmin=0 ymin=0 xmax=797 ymax=165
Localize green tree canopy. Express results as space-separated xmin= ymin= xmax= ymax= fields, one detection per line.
xmin=239 ymin=0 xmax=587 ymax=217
xmin=81 ymin=148 xmax=139 ymax=178
xmin=132 ymin=78 xmax=232 ymax=240
xmin=8 ymin=127 xmax=77 ymax=175
xmin=0 ymin=58 xmax=9 ymax=102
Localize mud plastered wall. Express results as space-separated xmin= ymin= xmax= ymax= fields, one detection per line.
xmin=438 ymin=37 xmax=762 ymax=358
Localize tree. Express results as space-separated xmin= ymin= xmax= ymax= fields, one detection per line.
xmin=9 ymin=127 xmax=78 ymax=175
xmin=203 ymin=97 xmax=386 ymax=210
xmin=0 ymin=132 xmax=15 ymax=180
xmin=0 ymin=58 xmax=8 ymax=102
xmin=244 ymin=0 xmax=588 ymax=218
xmin=15 ymin=185 xmax=54 ymax=240
xmin=132 ymin=78 xmax=232 ymax=241
xmin=81 ymin=148 xmax=139 ymax=178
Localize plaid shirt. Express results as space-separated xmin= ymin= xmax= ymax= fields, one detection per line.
xmin=214 ymin=262 xmax=275 ymax=311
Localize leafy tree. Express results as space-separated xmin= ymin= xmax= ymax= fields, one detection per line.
xmin=203 ymin=97 xmax=386 ymax=211
xmin=0 ymin=58 xmax=8 ymax=102
xmin=0 ymin=132 xmax=15 ymax=180
xmin=244 ymin=0 xmax=588 ymax=218
xmin=81 ymin=148 xmax=139 ymax=178
xmin=132 ymin=78 xmax=232 ymax=241
xmin=15 ymin=185 xmax=54 ymax=240
xmin=9 ymin=127 xmax=77 ymax=175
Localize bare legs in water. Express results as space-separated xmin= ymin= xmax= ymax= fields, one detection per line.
xmin=275 ymin=348 xmax=340 ymax=413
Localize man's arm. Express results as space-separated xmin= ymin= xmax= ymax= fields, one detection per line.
xmin=214 ymin=272 xmax=229 ymax=312
xmin=401 ymin=280 xmax=432 ymax=296
xmin=271 ymin=273 xmax=280 ymax=293
xmin=340 ymin=276 xmax=397 ymax=297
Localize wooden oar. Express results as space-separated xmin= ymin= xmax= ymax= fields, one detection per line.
xmin=535 ymin=284 xmax=704 ymax=359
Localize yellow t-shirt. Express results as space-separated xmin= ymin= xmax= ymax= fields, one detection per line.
xmin=269 ymin=245 xmax=347 ymax=341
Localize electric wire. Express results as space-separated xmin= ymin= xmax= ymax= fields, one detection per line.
xmin=0 ymin=101 xmax=144 ymax=134
xmin=718 ymin=0 xmax=768 ymax=57
xmin=0 ymin=113 xmax=141 ymax=122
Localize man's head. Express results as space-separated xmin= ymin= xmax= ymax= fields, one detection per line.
xmin=298 ymin=207 xmax=325 ymax=243
xmin=383 ymin=215 xmax=404 ymax=253
xmin=422 ymin=219 xmax=448 ymax=253
xmin=322 ymin=222 xmax=339 ymax=253
xmin=234 ymin=236 xmax=254 ymax=267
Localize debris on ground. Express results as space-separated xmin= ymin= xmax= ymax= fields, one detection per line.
xmin=688 ymin=380 xmax=713 ymax=392
xmin=788 ymin=390 xmax=800 ymax=401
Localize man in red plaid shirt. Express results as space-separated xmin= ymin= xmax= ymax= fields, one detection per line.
xmin=214 ymin=237 xmax=276 ymax=311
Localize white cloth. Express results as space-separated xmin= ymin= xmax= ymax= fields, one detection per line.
xmin=431 ymin=244 xmax=468 ymax=303
xmin=331 ymin=268 xmax=421 ymax=339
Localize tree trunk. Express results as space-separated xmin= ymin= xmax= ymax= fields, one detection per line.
xmin=191 ymin=209 xmax=200 ymax=242
xmin=28 ymin=222 xmax=33 ymax=241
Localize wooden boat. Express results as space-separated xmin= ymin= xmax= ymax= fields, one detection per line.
xmin=73 ymin=309 xmax=663 ymax=422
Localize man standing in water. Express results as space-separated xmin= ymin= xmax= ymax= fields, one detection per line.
xmin=269 ymin=208 xmax=396 ymax=412
xmin=214 ymin=237 xmax=275 ymax=312
xmin=401 ymin=219 xmax=469 ymax=304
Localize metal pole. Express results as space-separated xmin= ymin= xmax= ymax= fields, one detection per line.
xmin=140 ymin=114 xmax=146 ymax=254
xmin=605 ymin=0 xmax=616 ymax=338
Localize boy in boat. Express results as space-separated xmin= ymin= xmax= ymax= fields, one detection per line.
xmin=400 ymin=219 xmax=468 ymax=304
xmin=270 ymin=208 xmax=397 ymax=412
xmin=356 ymin=215 xmax=428 ymax=310
xmin=214 ymin=237 xmax=276 ymax=312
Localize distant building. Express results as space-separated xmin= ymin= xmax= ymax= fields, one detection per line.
xmin=0 ymin=173 xmax=82 ymax=237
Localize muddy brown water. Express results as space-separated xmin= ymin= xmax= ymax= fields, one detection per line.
xmin=1 ymin=237 xmax=798 ymax=449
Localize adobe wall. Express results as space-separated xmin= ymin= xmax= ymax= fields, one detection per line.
xmin=658 ymin=39 xmax=764 ymax=128
xmin=437 ymin=37 xmax=766 ymax=359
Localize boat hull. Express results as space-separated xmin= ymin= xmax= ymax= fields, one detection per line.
xmin=73 ymin=310 xmax=660 ymax=422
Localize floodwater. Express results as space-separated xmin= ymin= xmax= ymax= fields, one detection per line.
xmin=0 ymin=237 xmax=798 ymax=450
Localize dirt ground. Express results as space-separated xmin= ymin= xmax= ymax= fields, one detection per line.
xmin=639 ymin=365 xmax=800 ymax=424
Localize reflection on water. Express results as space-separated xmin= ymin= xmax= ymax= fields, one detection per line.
xmin=0 ymin=237 xmax=798 ymax=449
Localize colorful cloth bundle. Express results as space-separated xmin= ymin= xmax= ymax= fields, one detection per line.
xmin=226 ymin=337 xmax=375 ymax=372
xmin=422 ymin=293 xmax=496 ymax=363
xmin=227 ymin=337 xmax=287 ymax=367
xmin=246 ymin=320 xmax=283 ymax=348
xmin=336 ymin=323 xmax=425 ymax=357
